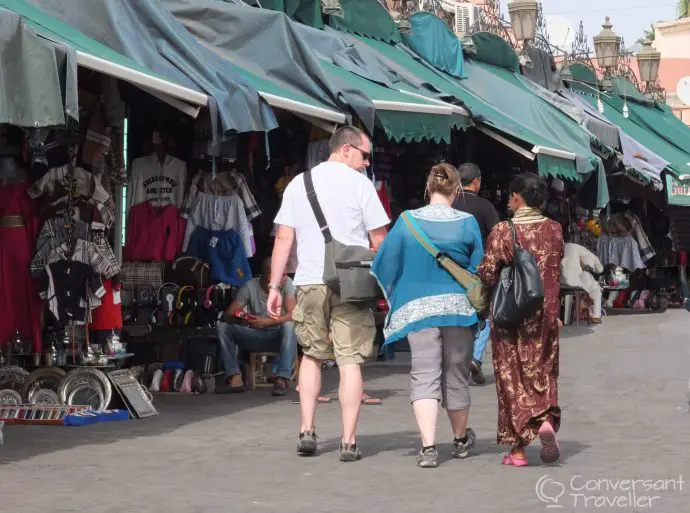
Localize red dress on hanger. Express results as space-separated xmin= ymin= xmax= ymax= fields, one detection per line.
xmin=0 ymin=182 xmax=42 ymax=351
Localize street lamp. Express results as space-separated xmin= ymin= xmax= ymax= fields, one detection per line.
xmin=593 ymin=17 xmax=621 ymax=73
xmin=636 ymin=40 xmax=661 ymax=84
xmin=508 ymin=0 xmax=539 ymax=66
xmin=508 ymin=0 xmax=539 ymax=43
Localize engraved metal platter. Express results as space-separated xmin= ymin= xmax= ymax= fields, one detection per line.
xmin=0 ymin=389 xmax=22 ymax=405
xmin=32 ymin=388 xmax=60 ymax=405
xmin=22 ymin=367 xmax=66 ymax=404
xmin=67 ymin=383 xmax=104 ymax=410
xmin=58 ymin=368 xmax=112 ymax=410
xmin=0 ymin=366 xmax=30 ymax=392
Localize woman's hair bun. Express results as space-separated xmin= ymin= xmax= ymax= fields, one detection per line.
xmin=426 ymin=163 xmax=460 ymax=198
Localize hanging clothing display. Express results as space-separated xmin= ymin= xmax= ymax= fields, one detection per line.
xmin=27 ymin=165 xmax=116 ymax=229
xmin=90 ymin=279 xmax=123 ymax=330
xmin=31 ymin=218 xmax=120 ymax=279
xmin=597 ymin=235 xmax=646 ymax=272
xmin=45 ymin=239 xmax=120 ymax=280
xmin=128 ymin=152 xmax=187 ymax=209
xmin=124 ymin=202 xmax=186 ymax=262
xmin=0 ymin=182 xmax=42 ymax=351
xmin=183 ymin=170 xmax=261 ymax=221
xmin=39 ymin=259 xmax=106 ymax=325
xmin=623 ymin=212 xmax=655 ymax=263
xmin=183 ymin=193 xmax=253 ymax=257
xmin=185 ymin=228 xmax=252 ymax=286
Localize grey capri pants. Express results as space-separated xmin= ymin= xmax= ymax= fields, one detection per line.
xmin=407 ymin=326 xmax=474 ymax=410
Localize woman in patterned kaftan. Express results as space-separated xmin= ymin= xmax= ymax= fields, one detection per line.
xmin=477 ymin=173 xmax=564 ymax=467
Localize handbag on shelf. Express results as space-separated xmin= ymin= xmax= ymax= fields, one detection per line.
xmin=121 ymin=262 xmax=165 ymax=289
xmin=401 ymin=211 xmax=490 ymax=318
xmin=165 ymin=256 xmax=211 ymax=289
xmin=491 ymin=220 xmax=544 ymax=329
xmin=303 ymin=170 xmax=381 ymax=303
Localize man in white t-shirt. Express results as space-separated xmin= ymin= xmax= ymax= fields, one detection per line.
xmin=267 ymin=126 xmax=389 ymax=462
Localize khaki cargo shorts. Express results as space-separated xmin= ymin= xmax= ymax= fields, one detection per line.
xmin=292 ymin=285 xmax=376 ymax=366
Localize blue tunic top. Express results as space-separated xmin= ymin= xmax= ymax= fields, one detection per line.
xmin=371 ymin=204 xmax=484 ymax=345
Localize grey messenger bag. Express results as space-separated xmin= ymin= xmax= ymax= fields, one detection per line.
xmin=303 ymin=170 xmax=382 ymax=303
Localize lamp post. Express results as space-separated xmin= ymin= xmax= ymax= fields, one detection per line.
xmin=507 ymin=0 xmax=539 ymax=66
xmin=636 ymin=40 xmax=666 ymax=102
xmin=593 ymin=16 xmax=621 ymax=90
xmin=637 ymin=40 xmax=661 ymax=83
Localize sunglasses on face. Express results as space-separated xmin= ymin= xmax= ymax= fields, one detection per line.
xmin=349 ymin=144 xmax=371 ymax=161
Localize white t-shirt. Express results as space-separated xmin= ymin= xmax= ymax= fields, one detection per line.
xmin=274 ymin=161 xmax=390 ymax=286
xmin=128 ymin=153 xmax=187 ymax=209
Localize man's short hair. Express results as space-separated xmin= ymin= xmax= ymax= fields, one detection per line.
xmin=457 ymin=163 xmax=482 ymax=186
xmin=328 ymin=126 xmax=366 ymax=154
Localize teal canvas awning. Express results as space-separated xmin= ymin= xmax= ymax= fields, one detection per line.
xmin=0 ymin=8 xmax=77 ymax=127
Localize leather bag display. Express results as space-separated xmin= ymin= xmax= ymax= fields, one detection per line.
xmin=491 ymin=220 xmax=544 ymax=328
xmin=401 ymin=211 xmax=490 ymax=318
xmin=303 ymin=171 xmax=381 ymax=302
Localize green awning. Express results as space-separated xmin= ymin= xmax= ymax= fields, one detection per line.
xmin=577 ymin=89 xmax=690 ymax=178
xmin=1 ymin=0 xmax=208 ymax=109
xmin=228 ymin=0 xmax=324 ymax=29
xmin=328 ymin=0 xmax=401 ymax=43
xmin=322 ymin=60 xmax=468 ymax=143
xmin=0 ymin=7 xmax=77 ymax=127
xmin=354 ymin=33 xmax=607 ymax=187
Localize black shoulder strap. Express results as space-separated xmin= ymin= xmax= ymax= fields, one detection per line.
xmin=303 ymin=170 xmax=333 ymax=243
xmin=507 ymin=219 xmax=521 ymax=250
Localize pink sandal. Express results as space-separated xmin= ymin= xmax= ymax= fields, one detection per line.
xmin=502 ymin=453 xmax=529 ymax=467
xmin=538 ymin=422 xmax=560 ymax=464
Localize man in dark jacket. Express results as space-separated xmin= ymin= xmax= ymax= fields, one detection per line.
xmin=453 ymin=163 xmax=500 ymax=385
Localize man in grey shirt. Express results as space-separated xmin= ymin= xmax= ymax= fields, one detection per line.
xmin=216 ymin=258 xmax=297 ymax=396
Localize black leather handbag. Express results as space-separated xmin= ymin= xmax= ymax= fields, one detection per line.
xmin=491 ymin=220 xmax=545 ymax=329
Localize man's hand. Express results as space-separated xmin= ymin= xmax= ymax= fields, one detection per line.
xmin=248 ymin=317 xmax=275 ymax=330
xmin=267 ymin=288 xmax=283 ymax=319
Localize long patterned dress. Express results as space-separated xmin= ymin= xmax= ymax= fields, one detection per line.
xmin=477 ymin=207 xmax=564 ymax=448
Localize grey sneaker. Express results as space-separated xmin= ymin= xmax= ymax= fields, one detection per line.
xmin=338 ymin=442 xmax=362 ymax=462
xmin=297 ymin=430 xmax=317 ymax=456
xmin=452 ymin=427 xmax=476 ymax=459
xmin=416 ymin=447 xmax=439 ymax=468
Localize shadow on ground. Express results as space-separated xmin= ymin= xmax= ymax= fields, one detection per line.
xmin=0 ymin=361 xmax=407 ymax=464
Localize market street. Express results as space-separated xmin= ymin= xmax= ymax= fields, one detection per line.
xmin=1 ymin=310 xmax=688 ymax=513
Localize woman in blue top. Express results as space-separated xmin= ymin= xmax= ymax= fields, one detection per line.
xmin=372 ymin=163 xmax=484 ymax=468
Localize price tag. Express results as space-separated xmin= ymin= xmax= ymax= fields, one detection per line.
xmin=113 ymin=290 xmax=121 ymax=305
xmin=209 ymin=236 xmax=218 ymax=248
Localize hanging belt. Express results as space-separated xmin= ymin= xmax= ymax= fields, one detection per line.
xmin=0 ymin=215 xmax=24 ymax=228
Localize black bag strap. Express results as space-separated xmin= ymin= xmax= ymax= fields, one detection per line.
xmin=303 ymin=170 xmax=333 ymax=243
xmin=507 ymin=219 xmax=522 ymax=250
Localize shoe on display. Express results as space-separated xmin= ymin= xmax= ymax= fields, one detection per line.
xmin=160 ymin=369 xmax=173 ymax=393
xmin=180 ymin=370 xmax=194 ymax=393
xmin=149 ymin=369 xmax=163 ymax=392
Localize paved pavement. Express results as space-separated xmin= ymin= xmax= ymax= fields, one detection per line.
xmin=1 ymin=311 xmax=689 ymax=513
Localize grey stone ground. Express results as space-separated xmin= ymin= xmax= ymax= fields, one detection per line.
xmin=1 ymin=311 xmax=689 ymax=513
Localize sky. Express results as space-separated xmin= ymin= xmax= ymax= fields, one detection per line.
xmin=531 ymin=0 xmax=678 ymax=50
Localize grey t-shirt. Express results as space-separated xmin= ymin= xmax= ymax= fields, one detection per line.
xmin=235 ymin=278 xmax=296 ymax=317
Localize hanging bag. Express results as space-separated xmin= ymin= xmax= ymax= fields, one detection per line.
xmin=303 ymin=171 xmax=381 ymax=302
xmin=401 ymin=211 xmax=490 ymax=317
xmin=491 ymin=220 xmax=545 ymax=328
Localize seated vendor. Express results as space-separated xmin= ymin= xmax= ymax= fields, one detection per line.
xmin=216 ymin=257 xmax=297 ymax=396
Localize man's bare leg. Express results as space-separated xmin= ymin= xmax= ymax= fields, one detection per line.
xmin=299 ymin=355 xmax=322 ymax=432
xmin=338 ymin=363 xmax=363 ymax=444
